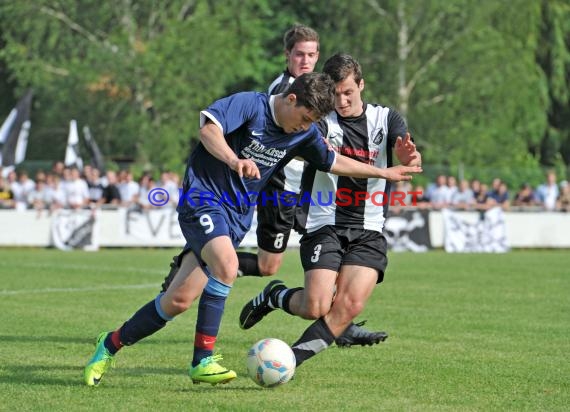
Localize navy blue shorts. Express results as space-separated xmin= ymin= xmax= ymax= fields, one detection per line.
xmin=178 ymin=201 xmax=252 ymax=260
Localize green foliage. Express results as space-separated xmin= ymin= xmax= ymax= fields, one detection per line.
xmin=0 ymin=0 xmax=569 ymax=178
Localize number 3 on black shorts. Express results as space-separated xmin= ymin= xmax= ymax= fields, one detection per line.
xmin=310 ymin=244 xmax=322 ymax=263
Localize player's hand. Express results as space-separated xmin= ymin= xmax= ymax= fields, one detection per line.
xmin=395 ymin=133 xmax=420 ymax=166
xmin=231 ymin=158 xmax=260 ymax=179
xmin=383 ymin=164 xmax=422 ymax=182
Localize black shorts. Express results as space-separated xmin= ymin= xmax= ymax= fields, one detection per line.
xmin=256 ymin=190 xmax=299 ymax=253
xmin=299 ymin=226 xmax=388 ymax=283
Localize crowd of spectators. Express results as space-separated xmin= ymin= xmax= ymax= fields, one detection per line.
xmin=1 ymin=163 xmax=569 ymax=213
xmin=0 ymin=162 xmax=181 ymax=215
xmin=397 ymin=170 xmax=570 ymax=212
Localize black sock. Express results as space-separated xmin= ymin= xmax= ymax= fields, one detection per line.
xmin=119 ymin=295 xmax=171 ymax=346
xmin=291 ymin=317 xmax=335 ymax=367
xmin=237 ymin=252 xmax=262 ymax=277
xmin=270 ymin=287 xmax=303 ymax=315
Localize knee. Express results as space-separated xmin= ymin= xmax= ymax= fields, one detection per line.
xmin=303 ymin=300 xmax=332 ymax=320
xmin=169 ymin=299 xmax=191 ymax=315
xmin=161 ymin=293 xmax=192 ymax=316
xmin=209 ymin=259 xmax=238 ymax=285
xmin=258 ymin=255 xmax=282 ymax=276
xmin=338 ymin=296 xmax=365 ymax=320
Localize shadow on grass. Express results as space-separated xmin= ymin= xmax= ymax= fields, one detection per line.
xmin=0 ymin=364 xmax=186 ymax=386
xmin=0 ymin=363 xmax=265 ymax=392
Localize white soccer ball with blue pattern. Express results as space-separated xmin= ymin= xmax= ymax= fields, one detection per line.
xmin=246 ymin=338 xmax=296 ymax=387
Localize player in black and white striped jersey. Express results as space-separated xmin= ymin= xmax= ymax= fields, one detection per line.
xmin=240 ymin=54 xmax=422 ymax=364
xmin=235 ymin=26 xmax=388 ymax=347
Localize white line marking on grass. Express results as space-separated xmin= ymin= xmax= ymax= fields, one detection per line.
xmin=0 ymin=261 xmax=164 ymax=275
xmin=0 ymin=283 xmax=159 ymax=296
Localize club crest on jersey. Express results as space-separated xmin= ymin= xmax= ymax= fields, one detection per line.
xmin=372 ymin=128 xmax=384 ymax=145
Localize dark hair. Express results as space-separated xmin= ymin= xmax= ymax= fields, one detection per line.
xmin=283 ymin=24 xmax=319 ymax=52
xmin=286 ymin=72 xmax=335 ymax=119
xmin=322 ymin=53 xmax=363 ymax=84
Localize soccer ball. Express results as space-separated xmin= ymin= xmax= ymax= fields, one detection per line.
xmin=246 ymin=338 xmax=296 ymax=387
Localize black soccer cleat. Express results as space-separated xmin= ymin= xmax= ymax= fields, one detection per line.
xmin=160 ymin=255 xmax=181 ymax=293
xmin=239 ymin=280 xmax=285 ymax=329
xmin=335 ymin=320 xmax=388 ymax=348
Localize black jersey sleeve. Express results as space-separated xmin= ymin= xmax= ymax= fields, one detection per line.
xmin=386 ymin=109 xmax=408 ymax=147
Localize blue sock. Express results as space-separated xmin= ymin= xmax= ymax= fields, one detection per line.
xmin=119 ymin=293 xmax=173 ymax=346
xmin=192 ymin=276 xmax=231 ymax=367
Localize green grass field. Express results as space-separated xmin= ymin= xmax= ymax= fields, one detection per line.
xmin=0 ymin=249 xmax=568 ymax=411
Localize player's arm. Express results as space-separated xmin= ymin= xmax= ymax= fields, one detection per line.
xmin=330 ymin=154 xmax=422 ymax=182
xmin=200 ymin=121 xmax=260 ymax=179
xmin=387 ymin=109 xmax=422 ymax=167
xmin=395 ymin=132 xmax=422 ymax=167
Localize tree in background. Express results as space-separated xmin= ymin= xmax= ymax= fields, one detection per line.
xmin=0 ymin=0 xmax=568 ymax=185
xmin=536 ymin=0 xmax=570 ymax=174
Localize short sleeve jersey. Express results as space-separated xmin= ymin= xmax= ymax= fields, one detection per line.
xmin=179 ymin=92 xmax=336 ymax=219
xmin=299 ymin=103 xmax=407 ymax=233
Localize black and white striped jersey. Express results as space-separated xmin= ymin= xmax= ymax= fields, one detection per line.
xmin=300 ymin=103 xmax=407 ymax=233
xmin=265 ymin=69 xmax=305 ymax=194
xmin=268 ymin=69 xmax=294 ymax=95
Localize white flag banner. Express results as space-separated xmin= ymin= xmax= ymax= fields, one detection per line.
xmin=64 ymin=119 xmax=83 ymax=170
xmin=443 ymin=207 xmax=509 ymax=253
xmin=51 ymin=209 xmax=99 ymax=251
xmin=0 ymin=89 xmax=33 ymax=167
xmin=14 ymin=119 xmax=31 ymax=164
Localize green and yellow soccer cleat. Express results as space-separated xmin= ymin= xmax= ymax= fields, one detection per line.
xmin=189 ymin=354 xmax=237 ymax=385
xmin=84 ymin=332 xmax=115 ymax=386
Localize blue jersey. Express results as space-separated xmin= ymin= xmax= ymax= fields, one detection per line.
xmin=179 ymin=92 xmax=336 ymax=225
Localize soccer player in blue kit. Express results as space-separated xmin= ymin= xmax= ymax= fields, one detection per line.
xmin=84 ymin=72 xmax=421 ymax=387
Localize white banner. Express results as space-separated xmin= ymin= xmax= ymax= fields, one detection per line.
xmin=120 ymin=208 xmax=183 ymax=243
xmin=442 ymin=207 xmax=509 ymax=253
xmin=51 ymin=209 xmax=99 ymax=251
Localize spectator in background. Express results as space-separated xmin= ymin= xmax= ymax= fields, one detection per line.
xmin=429 ymin=174 xmax=451 ymax=209
xmin=27 ymin=178 xmax=52 ymax=216
xmin=11 ymin=170 xmax=35 ymax=211
xmin=534 ymin=170 xmax=559 ymax=211
xmin=446 ymin=175 xmax=458 ymax=202
xmin=100 ymin=171 xmax=122 ymax=207
xmin=160 ymin=171 xmax=180 ymax=207
xmin=59 ymin=167 xmax=72 ymax=204
xmin=85 ymin=166 xmax=104 ymax=206
xmin=44 ymin=173 xmax=65 ymax=212
xmin=512 ymin=183 xmax=535 ymax=207
xmin=35 ymin=170 xmax=47 ymax=184
xmin=119 ymin=170 xmax=140 ymax=207
xmin=488 ymin=178 xmax=501 ymax=200
xmin=64 ymin=167 xmax=89 ymax=209
xmin=558 ymin=181 xmax=570 ymax=212
xmin=51 ymin=161 xmax=65 ymax=178
xmin=136 ymin=173 xmax=157 ymax=210
xmin=470 ymin=179 xmax=482 ymax=199
xmin=451 ymin=179 xmax=475 ymax=210
xmin=494 ymin=182 xmax=510 ymax=210
xmin=0 ymin=174 xmax=14 ymax=209
xmin=474 ymin=183 xmax=491 ymax=210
